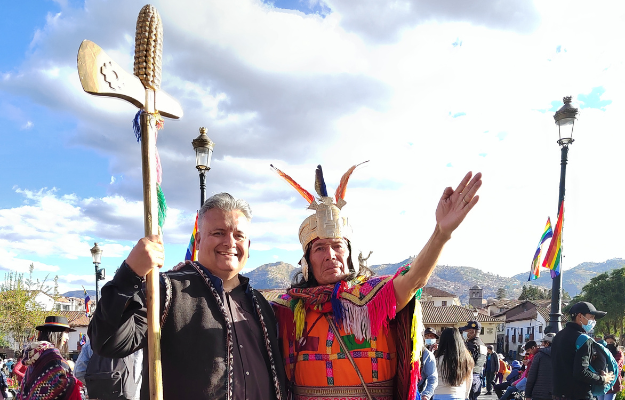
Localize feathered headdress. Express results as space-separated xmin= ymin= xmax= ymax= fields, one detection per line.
xmin=271 ymin=162 xmax=368 ymax=280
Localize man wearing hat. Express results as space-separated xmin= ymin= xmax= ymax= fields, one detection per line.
xmin=419 ymin=328 xmax=440 ymax=400
xmin=270 ymin=165 xmax=482 ymax=400
xmin=459 ymin=320 xmax=487 ymax=400
xmin=552 ymin=301 xmax=615 ymax=400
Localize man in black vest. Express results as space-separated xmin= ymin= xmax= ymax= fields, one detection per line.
xmin=89 ymin=193 xmax=287 ymax=400
xmin=460 ymin=320 xmax=487 ymax=400
xmin=551 ymin=301 xmax=613 ymax=400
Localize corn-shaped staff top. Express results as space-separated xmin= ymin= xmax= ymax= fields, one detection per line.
xmin=134 ymin=4 xmax=163 ymax=90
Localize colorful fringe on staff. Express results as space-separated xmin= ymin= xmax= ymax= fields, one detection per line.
xmin=543 ymin=201 xmax=564 ymax=278
xmin=185 ymin=212 xmax=199 ymax=261
xmin=133 ymin=110 xmax=167 ymax=228
xmin=528 ymin=217 xmax=553 ymax=281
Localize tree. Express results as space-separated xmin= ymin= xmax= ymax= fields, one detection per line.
xmin=518 ymin=285 xmax=549 ymax=300
xmin=0 ymin=264 xmax=55 ymax=348
xmin=496 ymin=287 xmax=506 ymax=300
xmin=565 ymin=268 xmax=625 ymax=339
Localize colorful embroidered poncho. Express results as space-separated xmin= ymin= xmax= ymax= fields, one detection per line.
xmin=18 ymin=341 xmax=81 ymax=400
xmin=271 ymin=264 xmax=423 ymax=400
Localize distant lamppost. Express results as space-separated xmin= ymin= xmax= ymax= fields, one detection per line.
xmin=472 ymin=309 xmax=479 ymax=319
xmin=547 ymin=96 xmax=579 ymax=334
xmin=90 ymin=243 xmax=105 ymax=305
xmin=192 ymin=127 xmax=215 ymax=207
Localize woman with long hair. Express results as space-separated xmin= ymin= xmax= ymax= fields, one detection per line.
xmin=433 ymin=327 xmax=475 ymax=400
xmin=18 ymin=316 xmax=81 ymax=400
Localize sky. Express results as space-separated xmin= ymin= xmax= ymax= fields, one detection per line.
xmin=1 ymin=0 xmax=624 ymax=294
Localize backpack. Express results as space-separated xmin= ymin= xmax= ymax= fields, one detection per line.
xmin=575 ymin=334 xmax=618 ymax=396
xmin=85 ymin=351 xmax=140 ymax=400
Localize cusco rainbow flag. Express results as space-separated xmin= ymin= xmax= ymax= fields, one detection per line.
xmin=528 ymin=217 xmax=553 ymax=281
xmin=185 ymin=212 xmax=198 ymax=261
xmin=542 ymin=201 xmax=564 ymax=278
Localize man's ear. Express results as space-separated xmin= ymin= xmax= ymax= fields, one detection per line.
xmin=195 ymin=231 xmax=201 ymax=246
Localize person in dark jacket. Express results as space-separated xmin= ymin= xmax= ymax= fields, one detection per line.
xmin=89 ymin=193 xmax=288 ymax=400
xmin=484 ymin=345 xmax=499 ymax=395
xmin=525 ymin=333 xmax=555 ymax=400
xmin=551 ymin=301 xmax=615 ymax=400
xmin=603 ymin=335 xmax=624 ymax=400
xmin=460 ymin=320 xmax=487 ymax=400
xmin=494 ymin=360 xmax=522 ymax=398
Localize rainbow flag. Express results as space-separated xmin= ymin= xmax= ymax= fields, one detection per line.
xmin=542 ymin=201 xmax=564 ymax=277
xmin=528 ymin=217 xmax=553 ymax=281
xmin=185 ymin=212 xmax=199 ymax=261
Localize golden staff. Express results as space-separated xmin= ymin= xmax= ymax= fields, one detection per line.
xmin=76 ymin=5 xmax=182 ymax=400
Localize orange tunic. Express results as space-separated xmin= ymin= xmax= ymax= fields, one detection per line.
xmin=281 ymin=309 xmax=398 ymax=387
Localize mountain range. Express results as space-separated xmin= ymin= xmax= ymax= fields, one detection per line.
xmin=244 ymin=258 xmax=625 ymax=304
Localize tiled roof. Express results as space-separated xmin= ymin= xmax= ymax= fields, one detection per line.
xmin=53 ymin=311 xmax=91 ymax=327
xmin=421 ymin=301 xmax=505 ymax=324
xmin=422 ymin=287 xmax=458 ymax=298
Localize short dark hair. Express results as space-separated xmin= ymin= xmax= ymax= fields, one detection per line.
xmin=524 ymin=341 xmax=537 ymax=350
xmin=605 ymin=334 xmax=617 ymax=341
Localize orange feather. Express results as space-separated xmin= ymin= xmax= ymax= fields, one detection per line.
xmin=335 ymin=161 xmax=369 ymax=202
xmin=270 ymin=164 xmax=315 ymax=204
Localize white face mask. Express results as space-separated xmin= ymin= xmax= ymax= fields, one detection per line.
xmin=425 ymin=338 xmax=437 ymax=346
xmin=462 ymin=331 xmax=469 ymax=340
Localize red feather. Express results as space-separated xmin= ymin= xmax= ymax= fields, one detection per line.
xmin=335 ymin=161 xmax=369 ymax=202
xmin=271 ymin=164 xmax=314 ymax=204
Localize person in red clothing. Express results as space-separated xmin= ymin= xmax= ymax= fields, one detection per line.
xmin=11 ymin=351 xmax=27 ymax=384
xmin=496 ymin=354 xmax=507 ymax=384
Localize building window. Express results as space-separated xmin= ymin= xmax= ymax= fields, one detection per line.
xmin=538 ymin=326 xmax=543 ymax=333
xmin=442 ymin=301 xmax=447 ymax=306
xmin=480 ymin=327 xmax=484 ymax=335
xmin=527 ymin=327 xmax=532 ymax=334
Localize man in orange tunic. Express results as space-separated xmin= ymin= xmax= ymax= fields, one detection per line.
xmin=270 ymin=164 xmax=482 ymax=400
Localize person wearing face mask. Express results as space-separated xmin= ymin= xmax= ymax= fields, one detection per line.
xmin=551 ymin=301 xmax=614 ymax=400
xmin=600 ymin=335 xmax=623 ymax=400
xmin=418 ymin=328 xmax=440 ymax=400
xmin=18 ymin=316 xmax=82 ymax=400
xmin=459 ymin=321 xmax=487 ymax=400
xmin=525 ymin=333 xmax=555 ymax=400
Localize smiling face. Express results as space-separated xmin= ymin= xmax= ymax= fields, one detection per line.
xmin=196 ymin=208 xmax=250 ymax=281
xmin=308 ymin=238 xmax=350 ymax=285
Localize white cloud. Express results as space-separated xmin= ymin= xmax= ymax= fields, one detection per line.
xmin=0 ymin=0 xmax=623 ymax=280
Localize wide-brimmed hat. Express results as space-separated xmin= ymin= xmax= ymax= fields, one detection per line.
xmin=424 ymin=327 xmax=439 ymax=339
xmin=569 ymin=301 xmax=607 ymax=319
xmin=36 ymin=316 xmax=76 ymax=332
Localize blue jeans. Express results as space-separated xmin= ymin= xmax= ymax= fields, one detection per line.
xmin=500 ymin=385 xmax=518 ymax=400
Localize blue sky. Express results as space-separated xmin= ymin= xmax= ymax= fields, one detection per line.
xmin=1 ymin=0 xmax=624 ymax=294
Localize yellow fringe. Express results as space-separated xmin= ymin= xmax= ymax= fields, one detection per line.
xmin=294 ymin=300 xmax=306 ymax=340
xmin=411 ymin=299 xmax=424 ymax=364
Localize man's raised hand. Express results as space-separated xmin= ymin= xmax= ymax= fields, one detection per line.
xmin=435 ymin=171 xmax=482 ymax=238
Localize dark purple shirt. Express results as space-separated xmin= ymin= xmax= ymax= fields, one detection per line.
xmin=225 ymin=282 xmax=276 ymax=400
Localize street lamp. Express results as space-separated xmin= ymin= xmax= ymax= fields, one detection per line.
xmin=547 ymin=96 xmax=579 ymax=334
xmin=192 ymin=127 xmax=215 ymax=207
xmin=90 ymin=242 xmax=105 ymax=305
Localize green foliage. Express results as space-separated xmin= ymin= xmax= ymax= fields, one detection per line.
xmin=567 ymin=267 xmax=625 ymax=338
xmin=0 ymin=264 xmax=54 ymax=349
xmin=518 ymin=285 xmax=550 ymax=300
xmin=496 ymin=287 xmax=506 ymax=299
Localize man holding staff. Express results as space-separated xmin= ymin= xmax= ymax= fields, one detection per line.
xmin=89 ymin=193 xmax=287 ymax=400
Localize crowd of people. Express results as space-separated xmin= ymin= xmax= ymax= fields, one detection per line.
xmin=4 ymin=170 xmax=625 ymax=400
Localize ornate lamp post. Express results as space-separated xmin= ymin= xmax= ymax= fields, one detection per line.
xmin=90 ymin=242 xmax=105 ymax=305
xmin=547 ymin=96 xmax=578 ymax=333
xmin=192 ymin=127 xmax=215 ymax=207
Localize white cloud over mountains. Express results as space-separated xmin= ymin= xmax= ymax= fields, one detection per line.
xmin=0 ymin=0 xmax=624 ymax=283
